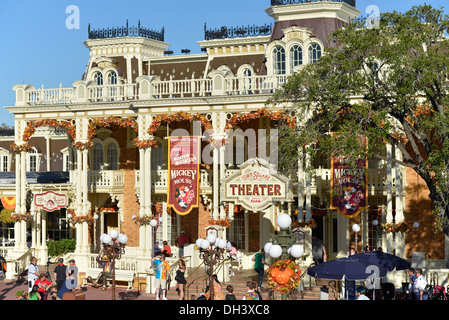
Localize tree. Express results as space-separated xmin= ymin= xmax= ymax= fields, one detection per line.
xmin=268 ymin=5 xmax=449 ymax=233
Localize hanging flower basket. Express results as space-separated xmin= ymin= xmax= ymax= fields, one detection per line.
xmin=132 ymin=215 xmax=156 ymax=226
xmin=67 ymin=210 xmax=95 ymax=225
xmin=292 ymin=218 xmax=317 ymax=229
xmin=11 ymin=213 xmax=33 ymax=223
xmin=266 ymin=259 xmax=302 ymax=294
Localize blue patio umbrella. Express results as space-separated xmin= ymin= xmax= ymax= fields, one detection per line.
xmin=307 ymin=257 xmax=388 ymax=281
xmin=347 ymin=251 xmax=411 ymax=271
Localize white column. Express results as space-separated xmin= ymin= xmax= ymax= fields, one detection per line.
xmin=395 ymin=146 xmax=405 ymax=258
xmin=305 ymin=152 xmax=312 ymax=221
xmin=297 ymin=148 xmax=304 ymax=222
xmin=213 ymin=147 xmax=219 ymax=220
xmin=14 ymin=151 xmax=22 ymax=251
xmin=219 ymin=145 xmax=226 ymax=219
xmin=386 ymin=144 xmax=394 ymax=254
xmin=138 ymin=148 xmax=146 ymax=256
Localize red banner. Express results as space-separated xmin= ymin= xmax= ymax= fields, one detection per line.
xmin=330 ymin=156 xmax=368 ymax=218
xmin=167 ymin=136 xmax=200 ymax=215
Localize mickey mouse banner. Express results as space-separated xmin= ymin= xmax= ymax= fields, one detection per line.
xmin=330 ymin=155 xmax=368 ymax=219
xmin=167 ymin=136 xmax=200 ymax=215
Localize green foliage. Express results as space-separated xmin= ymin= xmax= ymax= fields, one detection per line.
xmin=47 ymin=238 xmax=76 ymax=257
xmin=0 ymin=209 xmax=13 ymax=224
xmin=269 ymin=4 xmax=449 ymax=233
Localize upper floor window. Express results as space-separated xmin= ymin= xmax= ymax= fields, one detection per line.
xmin=290 ymin=45 xmax=303 ymax=72
xmin=0 ymin=150 xmax=9 ymax=172
xmin=107 ymin=71 xmax=117 ymax=85
xmin=308 ymin=43 xmax=322 ymax=64
xmin=28 ymin=147 xmax=39 ymax=172
xmin=273 ymin=46 xmax=286 ymax=75
xmin=93 ymin=143 xmax=104 ymax=170
xmin=106 ymin=143 xmax=119 ymax=170
xmin=94 ymin=72 xmax=103 ymax=86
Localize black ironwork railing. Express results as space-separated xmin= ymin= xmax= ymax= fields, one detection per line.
xmin=270 ymin=0 xmax=356 ymax=7
xmin=88 ymin=20 xmax=165 ymax=42
xmin=204 ymin=23 xmax=272 ymax=40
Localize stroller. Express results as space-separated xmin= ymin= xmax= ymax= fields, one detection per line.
xmin=426 ymin=272 xmax=447 ymax=300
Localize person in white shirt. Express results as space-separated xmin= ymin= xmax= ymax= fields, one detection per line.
xmin=356 ymin=286 xmax=370 ymax=300
xmin=415 ymin=268 xmax=428 ymax=300
xmin=27 ymin=257 xmax=40 ymax=293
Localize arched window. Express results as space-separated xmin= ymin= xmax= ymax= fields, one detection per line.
xmin=290 ymin=45 xmax=303 ymax=72
xmin=107 ymin=71 xmax=117 ymax=85
xmin=151 ymin=139 xmax=167 ymax=170
xmin=273 ymin=46 xmax=286 ymax=75
xmin=94 ymin=72 xmax=103 ymax=85
xmin=93 ymin=143 xmax=104 ymax=170
xmin=106 ymin=143 xmax=118 ymax=170
xmin=308 ymin=43 xmax=322 ymax=64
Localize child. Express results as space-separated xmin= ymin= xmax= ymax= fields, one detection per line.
xmin=49 ymin=285 xmax=59 ymax=300
xmin=226 ymin=285 xmax=237 ymax=300
xmin=15 ymin=291 xmax=26 ymax=300
xmin=243 ymin=281 xmax=259 ymax=300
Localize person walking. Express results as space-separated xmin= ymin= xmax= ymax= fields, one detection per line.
xmin=153 ymin=254 xmax=170 ymax=300
xmin=408 ymin=268 xmax=417 ymax=300
xmin=252 ymin=248 xmax=269 ymax=291
xmin=66 ymin=259 xmax=79 ymax=290
xmin=176 ymin=231 xmax=189 ymax=258
xmin=27 ymin=257 xmax=40 ymax=293
xmin=415 ymin=268 xmax=428 ymax=300
xmin=175 ymin=259 xmax=187 ymax=300
xmin=53 ymin=258 xmax=67 ymax=291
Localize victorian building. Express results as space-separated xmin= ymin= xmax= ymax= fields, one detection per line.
xmin=1 ymin=0 xmax=447 ymax=289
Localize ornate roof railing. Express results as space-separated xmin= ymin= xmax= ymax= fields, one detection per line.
xmin=204 ymin=23 xmax=272 ymax=40
xmin=270 ymin=0 xmax=356 ymax=7
xmin=88 ymin=20 xmax=165 ymax=42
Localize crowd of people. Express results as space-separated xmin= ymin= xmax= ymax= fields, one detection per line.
xmin=18 ymin=256 xmax=78 ymax=300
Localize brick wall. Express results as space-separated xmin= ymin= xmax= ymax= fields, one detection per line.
xmin=404 ymin=167 xmax=445 ymax=259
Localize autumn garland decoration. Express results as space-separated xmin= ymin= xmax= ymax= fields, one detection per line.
xmin=381 ymin=221 xmax=417 ymax=234
xmin=10 ymin=212 xmax=33 ymax=223
xmin=267 ymin=259 xmax=302 ymax=293
xmin=132 ymin=214 xmax=156 ymax=226
xmin=208 ymin=218 xmax=231 ymax=228
xmin=23 ymin=119 xmax=76 ymax=142
xmin=10 ymin=142 xmax=32 ymax=153
xmin=67 ymin=210 xmax=96 ymax=225
xmin=88 ymin=116 xmax=138 ymax=140
xmin=225 ymin=108 xmax=297 ymax=131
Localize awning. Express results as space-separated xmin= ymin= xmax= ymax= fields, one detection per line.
xmin=1 ymin=197 xmax=16 ymax=210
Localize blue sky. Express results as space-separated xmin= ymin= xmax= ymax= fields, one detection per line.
xmin=0 ymin=0 xmax=447 ymax=127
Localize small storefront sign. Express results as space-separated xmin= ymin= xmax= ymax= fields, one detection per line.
xmin=167 ymin=136 xmax=200 ymax=215
xmin=223 ymin=158 xmax=291 ymax=212
xmin=34 ymin=191 xmax=68 ymax=212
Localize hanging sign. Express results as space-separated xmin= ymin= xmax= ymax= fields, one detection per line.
xmin=34 ymin=191 xmax=68 ymax=212
xmin=330 ymin=155 xmax=368 ymax=218
xmin=167 ymin=136 xmax=200 ymax=215
xmin=223 ymin=158 xmax=291 ymax=212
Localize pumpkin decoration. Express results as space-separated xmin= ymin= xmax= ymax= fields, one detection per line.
xmin=267 ymin=259 xmax=302 ymax=293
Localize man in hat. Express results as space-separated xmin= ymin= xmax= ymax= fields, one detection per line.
xmin=66 ymin=259 xmax=78 ymax=290
xmin=176 ymin=230 xmax=189 ymax=258
xmin=53 ymin=258 xmax=67 ymax=291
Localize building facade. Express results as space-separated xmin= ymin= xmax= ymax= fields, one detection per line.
xmin=2 ymin=0 xmax=447 ymax=286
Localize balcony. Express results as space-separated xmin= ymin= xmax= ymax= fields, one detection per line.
xmin=13 ymin=75 xmax=288 ymax=107
xmin=135 ymin=169 xmax=213 ymax=194
xmin=71 ymin=170 xmax=125 ymax=192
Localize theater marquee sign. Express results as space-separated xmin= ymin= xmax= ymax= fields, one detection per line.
xmin=223 ymin=158 xmax=291 ymax=212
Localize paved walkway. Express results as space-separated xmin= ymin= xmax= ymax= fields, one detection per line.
xmin=0 ymin=278 xmax=170 ymax=301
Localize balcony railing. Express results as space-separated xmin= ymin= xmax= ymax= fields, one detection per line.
xmin=13 ymin=75 xmax=288 ymax=107
xmin=135 ymin=169 xmax=213 ymax=192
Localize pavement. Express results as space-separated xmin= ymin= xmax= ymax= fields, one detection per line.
xmin=0 ymin=277 xmax=172 ymax=301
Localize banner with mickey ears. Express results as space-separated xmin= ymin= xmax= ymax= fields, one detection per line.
xmin=167 ymin=136 xmax=200 ymax=215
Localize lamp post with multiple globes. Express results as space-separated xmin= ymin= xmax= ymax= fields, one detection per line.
xmin=99 ymin=230 xmax=128 ymax=300
xmin=263 ymin=213 xmax=304 ymax=300
xmin=195 ymin=233 xmax=227 ymax=300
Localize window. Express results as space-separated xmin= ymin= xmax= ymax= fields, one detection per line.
xmin=273 ymin=46 xmax=286 ymax=75
xmin=106 ymin=143 xmax=118 ymax=170
xmin=308 ymin=43 xmax=322 ymax=64
xmin=94 ymin=72 xmax=103 ymax=85
xmin=241 ymin=67 xmax=253 ymax=94
xmin=29 ymin=148 xmax=38 ymax=172
xmin=93 ymin=143 xmax=104 ymax=170
xmin=0 ymin=152 xmax=9 ymax=172
xmin=290 ymin=45 xmax=303 ymax=72
xmin=107 ymin=71 xmax=117 ymax=85
xmin=227 ymin=211 xmax=245 ymax=251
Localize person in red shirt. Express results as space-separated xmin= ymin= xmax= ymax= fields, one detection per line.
xmin=176 ymin=230 xmax=189 ymax=258
xmin=34 ymin=273 xmax=52 ymax=300
xmin=162 ymin=241 xmax=172 ymax=257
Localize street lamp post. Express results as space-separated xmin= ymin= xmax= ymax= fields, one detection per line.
xmin=195 ymin=234 xmax=227 ymax=300
xmin=99 ymin=230 xmax=128 ymax=300
xmin=352 ymin=223 xmax=360 ymax=255
xmin=264 ymin=213 xmax=304 ymax=300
